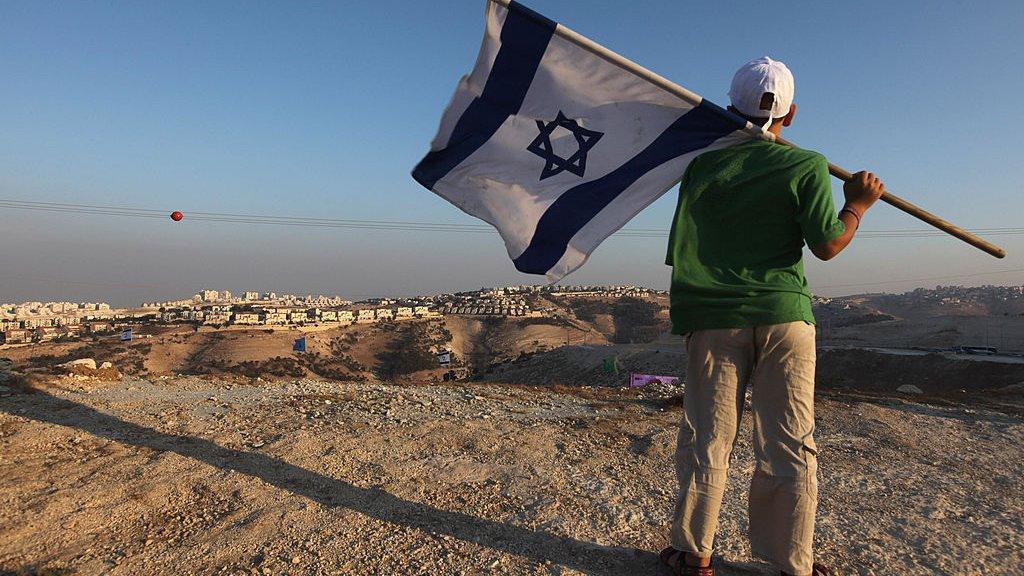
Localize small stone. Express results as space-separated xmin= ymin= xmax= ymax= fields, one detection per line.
xmin=896 ymin=384 xmax=924 ymax=395
xmin=292 ymin=556 xmax=301 ymax=564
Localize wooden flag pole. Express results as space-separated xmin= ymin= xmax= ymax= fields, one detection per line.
xmin=777 ymin=137 xmax=1005 ymax=258
xmin=485 ymin=0 xmax=1007 ymax=258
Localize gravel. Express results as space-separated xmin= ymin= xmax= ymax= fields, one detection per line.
xmin=0 ymin=375 xmax=1020 ymax=575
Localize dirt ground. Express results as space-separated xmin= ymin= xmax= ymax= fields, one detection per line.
xmin=1 ymin=375 xmax=1021 ymax=576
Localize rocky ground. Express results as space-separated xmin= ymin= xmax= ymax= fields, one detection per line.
xmin=0 ymin=375 xmax=1022 ymax=576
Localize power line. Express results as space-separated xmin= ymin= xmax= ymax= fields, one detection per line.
xmin=1 ymin=197 xmax=1020 ymax=239
xmin=2 ymin=198 xmax=1020 ymax=237
xmin=0 ymin=199 xmax=496 ymax=232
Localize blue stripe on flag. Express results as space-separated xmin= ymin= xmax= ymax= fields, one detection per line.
xmin=412 ymin=2 xmax=556 ymax=190
xmin=512 ymin=100 xmax=746 ymax=275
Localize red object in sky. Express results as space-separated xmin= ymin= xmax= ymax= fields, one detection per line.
xmin=170 ymin=211 xmax=183 ymax=221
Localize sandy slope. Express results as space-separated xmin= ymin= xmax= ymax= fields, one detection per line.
xmin=0 ymin=315 xmax=612 ymax=384
xmin=1 ymin=376 xmax=1021 ymax=576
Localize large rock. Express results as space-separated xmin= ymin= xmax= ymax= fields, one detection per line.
xmin=59 ymin=358 xmax=97 ymax=370
xmin=896 ymin=384 xmax=924 ymax=395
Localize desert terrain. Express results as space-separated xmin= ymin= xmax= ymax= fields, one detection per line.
xmin=2 ymin=294 xmax=1024 ymax=575
xmin=2 ymin=370 xmax=1022 ymax=576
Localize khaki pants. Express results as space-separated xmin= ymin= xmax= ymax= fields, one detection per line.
xmin=670 ymin=321 xmax=818 ymax=575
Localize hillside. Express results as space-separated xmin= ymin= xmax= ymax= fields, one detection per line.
xmin=0 ymin=293 xmax=668 ymax=383
xmin=1 ymin=375 xmax=1021 ymax=575
xmin=5 ymin=288 xmax=1024 ymax=394
xmin=2 ymin=289 xmax=1024 ymax=574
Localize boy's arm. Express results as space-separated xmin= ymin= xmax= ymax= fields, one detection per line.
xmin=811 ymin=171 xmax=886 ymax=261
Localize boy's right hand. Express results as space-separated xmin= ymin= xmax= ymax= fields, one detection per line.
xmin=843 ymin=171 xmax=885 ymax=212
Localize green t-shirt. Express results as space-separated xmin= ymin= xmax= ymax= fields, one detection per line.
xmin=665 ymin=139 xmax=844 ymax=334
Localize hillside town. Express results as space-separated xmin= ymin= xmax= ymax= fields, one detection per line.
xmin=0 ymin=285 xmax=661 ymax=344
xmin=8 ymin=284 xmax=1024 ymax=346
xmin=868 ymin=284 xmax=1024 ymax=311
xmin=0 ymin=301 xmax=118 ymax=344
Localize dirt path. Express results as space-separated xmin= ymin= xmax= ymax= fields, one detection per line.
xmin=1 ymin=377 xmax=1021 ymax=575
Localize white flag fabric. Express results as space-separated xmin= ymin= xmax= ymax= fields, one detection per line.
xmin=413 ymin=1 xmax=770 ymax=281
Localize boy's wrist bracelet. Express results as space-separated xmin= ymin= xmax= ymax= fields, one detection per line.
xmin=840 ymin=205 xmax=862 ymax=227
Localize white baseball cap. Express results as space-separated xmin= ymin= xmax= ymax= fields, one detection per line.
xmin=728 ymin=56 xmax=794 ymax=120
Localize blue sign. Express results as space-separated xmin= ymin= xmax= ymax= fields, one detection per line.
xmin=120 ymin=328 xmax=133 ymax=342
xmin=293 ymin=337 xmax=306 ymax=352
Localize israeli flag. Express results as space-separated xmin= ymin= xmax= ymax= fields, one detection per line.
xmin=413 ymin=1 xmax=770 ymax=281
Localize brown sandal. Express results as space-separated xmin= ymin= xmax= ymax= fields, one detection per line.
xmin=658 ymin=547 xmax=714 ymax=576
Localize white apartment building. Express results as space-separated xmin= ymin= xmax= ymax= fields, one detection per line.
xmin=203 ymin=312 xmax=231 ymax=325
xmin=263 ymin=312 xmax=288 ymax=325
xmin=233 ymin=312 xmax=261 ymax=325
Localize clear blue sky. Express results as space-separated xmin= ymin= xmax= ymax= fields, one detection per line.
xmin=2 ymin=0 xmax=1022 ymax=306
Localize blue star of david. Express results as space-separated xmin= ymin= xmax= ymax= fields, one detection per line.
xmin=526 ymin=111 xmax=604 ymax=181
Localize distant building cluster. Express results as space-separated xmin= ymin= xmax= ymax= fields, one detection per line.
xmin=1 ymin=300 xmax=112 ymax=327
xmin=462 ymin=284 xmax=663 ymax=298
xmin=1 ymin=284 xmax=668 ymax=345
xmin=1 ymin=321 xmax=124 ymax=344
xmin=436 ymin=284 xmax=660 ymax=316
xmin=0 ymin=300 xmax=122 ymax=343
xmin=547 ymin=285 xmax=660 ymax=298
xmin=905 ymin=285 xmax=1024 ymax=307
xmin=158 ymin=303 xmax=440 ymax=327
xmin=442 ymin=299 xmax=536 ymax=317
xmin=143 ymin=289 xmax=351 ymax=309
xmin=143 ymin=288 xmax=445 ymax=327
xmin=817 ymin=285 xmax=1024 ymax=312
